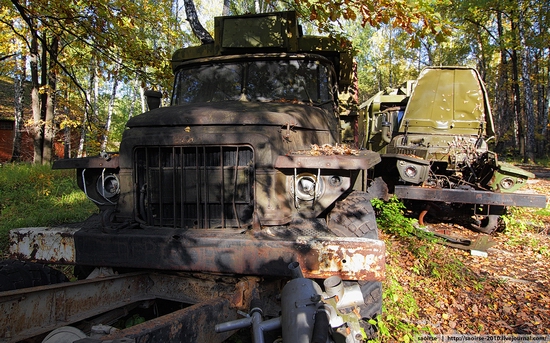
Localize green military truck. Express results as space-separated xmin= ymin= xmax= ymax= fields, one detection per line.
xmin=362 ymin=66 xmax=547 ymax=233
xmin=1 ymin=11 xmax=385 ymax=343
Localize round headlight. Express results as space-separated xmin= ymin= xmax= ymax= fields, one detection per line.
xmin=294 ymin=173 xmax=324 ymax=201
xmin=329 ymin=175 xmax=342 ymax=187
xmin=404 ymin=165 xmax=418 ymax=178
xmin=500 ymin=177 xmax=515 ymax=190
xmin=97 ymin=174 xmax=120 ymax=199
xmin=298 ymin=176 xmax=316 ymax=195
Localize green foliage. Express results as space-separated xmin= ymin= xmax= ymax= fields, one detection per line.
xmin=374 ymin=197 xmax=477 ymax=280
xmin=0 ymin=163 xmax=97 ymax=255
xmin=372 ymin=241 xmax=483 ymax=342
xmin=371 ymin=196 xmax=437 ymax=242
xmin=294 ymin=0 xmax=451 ymax=46
xmin=371 ymin=196 xmax=417 ymax=237
xmin=2 ymin=0 xmax=195 ymax=159
xmin=369 ymin=197 xmax=482 ymax=341
xmin=501 ymin=207 xmax=546 ymax=245
xmin=501 ymin=207 xmax=531 ymax=245
xmin=536 ymin=158 xmax=550 ymax=168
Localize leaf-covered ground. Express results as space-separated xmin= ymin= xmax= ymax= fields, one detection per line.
xmin=381 ymin=166 xmax=550 ymax=339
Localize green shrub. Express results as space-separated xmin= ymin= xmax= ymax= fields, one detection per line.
xmin=371 ymin=196 xmax=417 ymax=237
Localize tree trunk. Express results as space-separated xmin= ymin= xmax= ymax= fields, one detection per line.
xmin=518 ymin=0 xmax=535 ymax=163
xmin=139 ymin=83 xmax=147 ymax=114
xmin=63 ymin=89 xmax=71 ymax=159
xmin=11 ymin=50 xmax=25 ymax=162
xmin=78 ymin=61 xmax=96 ymax=158
xmin=475 ymin=30 xmax=486 ymax=81
xmin=223 ymin=0 xmax=230 ymax=15
xmin=38 ymin=36 xmax=49 ymax=163
xmin=42 ymin=36 xmax=59 ymax=164
xmin=534 ymin=52 xmax=547 ymax=158
xmin=511 ymin=48 xmax=523 ymax=156
xmin=30 ymin=32 xmax=42 ymax=164
xmin=11 ymin=0 xmax=41 ymax=163
xmin=129 ymin=76 xmax=139 ymax=121
xmin=101 ymin=64 xmax=120 ymax=152
xmin=183 ymin=0 xmax=214 ymax=44
xmin=494 ymin=12 xmax=512 ymax=153
xmin=89 ymin=62 xmax=100 ymax=155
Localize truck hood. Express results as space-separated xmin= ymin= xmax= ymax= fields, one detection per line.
xmin=127 ymin=101 xmax=337 ymax=131
xmin=400 ymin=66 xmax=495 ymax=137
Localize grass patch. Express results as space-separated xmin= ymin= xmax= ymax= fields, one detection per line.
xmin=502 ymin=207 xmax=546 ymax=241
xmin=0 ymin=163 xmax=97 ymax=255
xmin=501 ymin=206 xmax=550 ymax=258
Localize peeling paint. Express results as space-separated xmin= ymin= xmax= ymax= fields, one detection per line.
xmin=9 ymin=227 xmax=77 ymax=263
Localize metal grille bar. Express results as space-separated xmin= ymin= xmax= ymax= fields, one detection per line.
xmin=134 ymin=146 xmax=254 ymax=229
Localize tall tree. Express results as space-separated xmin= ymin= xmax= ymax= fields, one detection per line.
xmin=101 ymin=62 xmax=121 ymax=152
xmin=518 ymin=0 xmax=536 ymax=162
xmin=42 ymin=35 xmax=58 ymax=163
xmin=11 ymin=49 xmax=25 ymax=162
xmin=3 ymin=0 xmax=185 ymax=160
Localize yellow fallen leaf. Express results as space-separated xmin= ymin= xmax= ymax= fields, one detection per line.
xmin=442 ymin=313 xmax=450 ymax=320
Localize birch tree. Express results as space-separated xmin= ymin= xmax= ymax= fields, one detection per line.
xmin=11 ymin=49 xmax=25 ymax=162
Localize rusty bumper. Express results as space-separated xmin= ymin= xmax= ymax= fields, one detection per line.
xmin=394 ymin=185 xmax=548 ymax=208
xmin=10 ymin=226 xmax=385 ymax=281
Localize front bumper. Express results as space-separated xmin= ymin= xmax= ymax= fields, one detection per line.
xmin=10 ymin=224 xmax=385 ymax=281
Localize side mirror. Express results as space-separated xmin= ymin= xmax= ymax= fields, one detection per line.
xmin=144 ymin=90 xmax=162 ymax=110
xmin=378 ymin=107 xmax=403 ymax=144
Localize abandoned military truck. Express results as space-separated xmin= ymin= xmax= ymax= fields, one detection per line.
xmin=362 ymin=66 xmax=547 ymax=233
xmin=1 ymin=11 xmax=385 ymax=343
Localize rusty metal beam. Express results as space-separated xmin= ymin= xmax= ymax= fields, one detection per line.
xmin=0 ymin=273 xmax=250 ymax=342
xmin=0 ymin=273 xmax=151 ymax=342
xmin=86 ymin=298 xmax=238 ymax=343
xmin=10 ymin=227 xmax=385 ymax=281
xmin=394 ymin=185 xmax=548 ymax=208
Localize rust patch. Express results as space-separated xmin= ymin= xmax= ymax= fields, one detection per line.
xmin=229 ymin=277 xmax=260 ymax=310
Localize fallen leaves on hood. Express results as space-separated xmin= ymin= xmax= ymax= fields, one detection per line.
xmin=293 ymin=144 xmax=360 ymax=156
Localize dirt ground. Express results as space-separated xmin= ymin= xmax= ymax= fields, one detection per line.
xmin=392 ymin=164 xmax=550 ymax=336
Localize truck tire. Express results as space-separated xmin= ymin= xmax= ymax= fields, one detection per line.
xmin=472 ymin=214 xmax=500 ymax=234
xmin=0 ymin=260 xmax=68 ymax=292
xmin=327 ymin=191 xmax=378 ymax=239
xmin=327 ymin=191 xmax=383 ymax=332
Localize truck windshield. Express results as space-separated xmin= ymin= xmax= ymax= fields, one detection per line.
xmin=172 ymin=58 xmax=334 ymax=105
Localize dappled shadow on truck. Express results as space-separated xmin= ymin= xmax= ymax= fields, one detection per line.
xmin=4 ymin=11 xmax=385 ymax=343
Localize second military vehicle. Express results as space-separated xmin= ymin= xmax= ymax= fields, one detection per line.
xmin=362 ymin=66 xmax=547 ymax=233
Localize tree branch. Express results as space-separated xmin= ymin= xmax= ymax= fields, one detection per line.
xmin=0 ymin=53 xmax=16 ymax=61
xmin=183 ymin=0 xmax=214 ymax=45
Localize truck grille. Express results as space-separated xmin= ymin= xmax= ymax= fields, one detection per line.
xmin=134 ymin=146 xmax=254 ymax=229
